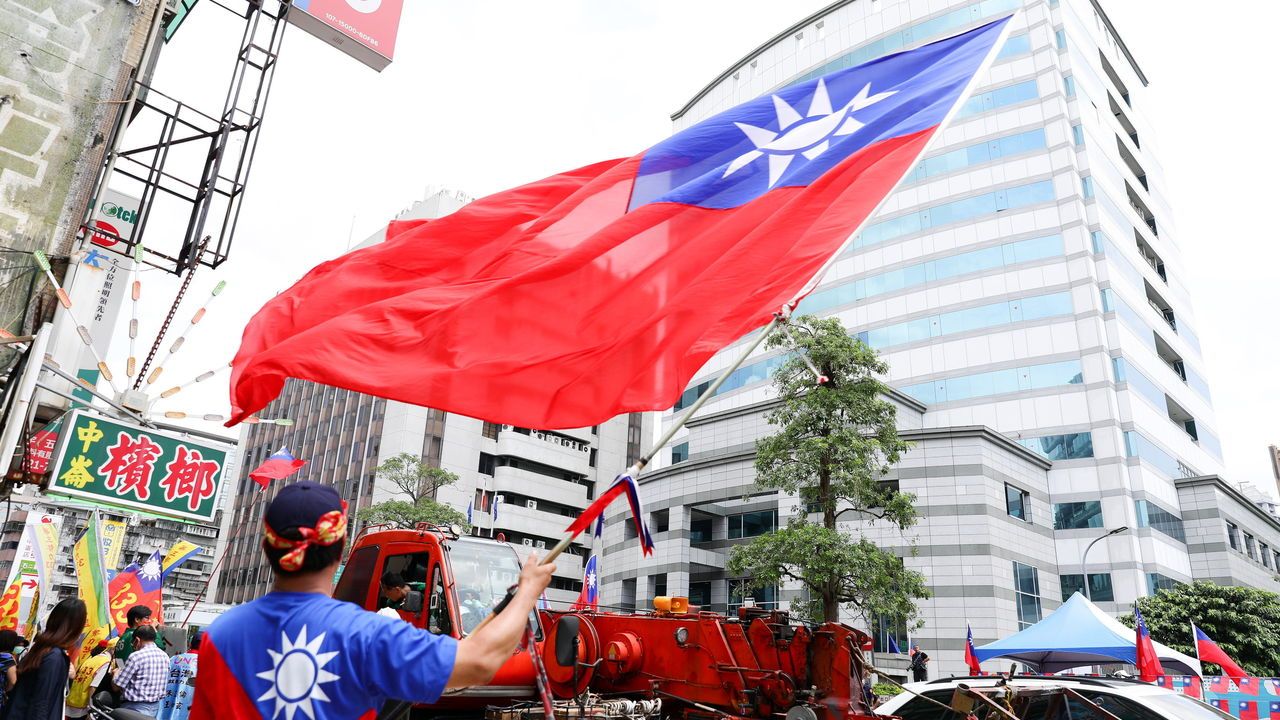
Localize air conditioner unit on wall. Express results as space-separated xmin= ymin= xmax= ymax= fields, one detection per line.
xmin=525 ymin=499 xmax=538 ymax=510
xmin=522 ymin=538 xmax=534 ymax=547
xmin=535 ymin=540 xmax=546 ymax=549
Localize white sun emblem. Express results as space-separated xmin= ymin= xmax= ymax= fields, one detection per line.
xmin=257 ymin=626 xmax=341 ymax=720
xmin=586 ymin=572 xmax=596 ymax=590
xmin=723 ymin=79 xmax=897 ymax=188
xmin=138 ymin=557 xmax=162 ymax=582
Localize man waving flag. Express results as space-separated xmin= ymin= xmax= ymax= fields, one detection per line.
xmin=228 ymin=17 xmax=1017 ymax=430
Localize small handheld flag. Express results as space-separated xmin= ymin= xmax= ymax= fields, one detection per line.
xmin=964 ymin=623 xmax=982 ymax=675
xmin=492 ymin=494 xmax=501 ymax=522
xmin=887 ymin=634 xmax=901 ymax=654
xmin=571 ymin=555 xmax=599 ymax=612
xmin=1192 ymin=623 xmax=1250 ymax=680
xmin=466 ymin=500 xmax=473 ymax=525
xmin=566 ymin=473 xmax=654 ymax=555
xmin=249 ymin=447 xmax=305 ymax=489
xmin=1134 ymin=607 xmax=1162 ymax=682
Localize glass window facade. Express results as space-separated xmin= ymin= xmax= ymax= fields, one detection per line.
xmin=997 ymin=32 xmax=1033 ymax=59
xmin=671 ymin=442 xmax=689 ymax=464
xmin=791 ymin=0 xmax=1023 ymax=86
xmin=1081 ymin=175 xmax=1095 ymax=198
xmin=729 ymin=582 xmax=778 ymax=610
xmin=1112 ymin=357 xmax=1167 ymax=410
xmin=1013 ymin=562 xmax=1042 ymax=628
xmin=1072 ymin=124 xmax=1085 ymax=146
xmin=796 ymin=234 xmax=1063 ymax=315
xmin=956 ymin=79 xmax=1040 ymax=119
xmin=728 ymin=510 xmax=777 ymax=539
xmin=855 ymin=292 xmax=1073 ymax=350
xmin=854 ymin=180 xmax=1056 ymax=250
xmin=1019 ymin=432 xmax=1094 ymax=460
xmin=1146 ymin=572 xmax=1180 ymax=596
xmin=1135 ymin=499 xmax=1187 ymax=543
xmin=1226 ymin=522 xmax=1239 ymax=550
xmin=900 ymin=359 xmax=1084 ymax=405
xmin=1124 ymin=430 xmax=1197 ymax=480
xmin=872 ymin=615 xmax=909 ymax=654
xmin=1060 ymin=573 xmax=1114 ymax=602
xmin=904 ymin=129 xmax=1047 ymax=185
xmin=1053 ymin=501 xmax=1102 ymax=530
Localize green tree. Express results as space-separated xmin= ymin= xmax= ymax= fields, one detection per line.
xmin=356 ymin=452 xmax=469 ymax=530
xmin=727 ymin=316 xmax=928 ymax=624
xmin=1120 ymin=582 xmax=1280 ymax=676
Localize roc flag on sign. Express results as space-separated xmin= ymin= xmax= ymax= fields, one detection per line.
xmin=249 ymin=447 xmax=306 ymax=489
xmin=227 ymin=16 xmax=1017 ymax=430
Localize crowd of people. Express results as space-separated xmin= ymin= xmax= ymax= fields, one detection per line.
xmin=0 ymin=601 xmax=200 ymax=719
xmin=0 ymin=481 xmax=554 ymax=719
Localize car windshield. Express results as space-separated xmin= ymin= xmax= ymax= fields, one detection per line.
xmin=447 ymin=539 xmax=522 ymax=635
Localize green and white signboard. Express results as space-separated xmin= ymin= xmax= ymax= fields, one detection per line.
xmin=48 ymin=410 xmax=232 ymax=522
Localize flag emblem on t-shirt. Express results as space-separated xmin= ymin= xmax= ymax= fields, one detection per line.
xmin=256 ymin=626 xmax=341 ymax=719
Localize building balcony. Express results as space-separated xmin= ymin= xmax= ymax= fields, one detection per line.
xmin=496 ymin=428 xmax=592 ymax=475
xmin=492 ymin=466 xmax=589 ymax=509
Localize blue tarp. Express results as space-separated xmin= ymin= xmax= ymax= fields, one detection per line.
xmin=973 ymin=592 xmax=1201 ymax=674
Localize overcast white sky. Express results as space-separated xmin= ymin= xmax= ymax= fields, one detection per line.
xmin=119 ymin=1 xmax=1278 ymax=498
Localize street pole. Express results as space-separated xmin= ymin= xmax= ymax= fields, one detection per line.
xmin=1080 ymin=526 xmax=1129 ymax=600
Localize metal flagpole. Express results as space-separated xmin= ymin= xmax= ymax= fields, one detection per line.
xmin=539 ymin=305 xmax=793 ymax=566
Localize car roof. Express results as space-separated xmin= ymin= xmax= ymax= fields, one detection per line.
xmin=878 ymin=675 xmax=1173 ymax=711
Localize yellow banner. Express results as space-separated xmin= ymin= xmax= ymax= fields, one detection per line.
xmin=101 ymin=520 xmax=126 ymax=570
xmin=162 ymin=539 xmax=202 ymax=574
xmin=73 ymin=520 xmax=110 ymax=634
xmin=0 ymin=579 xmax=20 ymax=631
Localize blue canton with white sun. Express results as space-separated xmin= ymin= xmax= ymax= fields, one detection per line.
xmin=628 ymin=17 xmax=1012 ymax=211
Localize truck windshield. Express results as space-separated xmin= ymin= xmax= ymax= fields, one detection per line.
xmin=448 ymin=540 xmax=523 ymax=635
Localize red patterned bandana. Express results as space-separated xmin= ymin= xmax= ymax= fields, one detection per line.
xmin=263 ymin=501 xmax=348 ymax=572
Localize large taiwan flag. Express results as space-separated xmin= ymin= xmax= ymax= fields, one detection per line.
xmin=228 ymin=16 xmax=1016 ymax=429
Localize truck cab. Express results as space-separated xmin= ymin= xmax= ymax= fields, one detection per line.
xmin=332 ymin=525 xmax=538 ymax=708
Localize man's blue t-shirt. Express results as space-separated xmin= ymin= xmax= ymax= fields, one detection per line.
xmin=192 ymin=591 xmax=458 ymax=719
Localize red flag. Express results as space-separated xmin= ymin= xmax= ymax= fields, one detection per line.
xmin=1134 ymin=607 xmax=1162 ymax=682
xmin=964 ymin=623 xmax=982 ymax=675
xmin=226 ymin=19 xmax=1016 ymax=429
xmin=249 ymin=447 xmax=306 ymax=489
xmin=1192 ymin=623 xmax=1251 ymax=680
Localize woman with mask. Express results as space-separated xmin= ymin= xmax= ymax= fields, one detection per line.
xmin=1 ymin=598 xmax=87 ymax=720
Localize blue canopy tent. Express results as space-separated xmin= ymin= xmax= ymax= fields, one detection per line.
xmin=973 ymin=592 xmax=1202 ymax=675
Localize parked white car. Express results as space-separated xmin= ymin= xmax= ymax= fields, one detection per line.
xmin=875 ymin=676 xmax=1232 ymax=720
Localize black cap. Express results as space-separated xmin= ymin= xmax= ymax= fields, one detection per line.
xmin=265 ymin=481 xmax=344 ymax=533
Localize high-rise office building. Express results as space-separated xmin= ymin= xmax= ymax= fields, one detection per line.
xmin=601 ymin=0 xmax=1280 ymax=677
xmin=215 ymin=190 xmax=641 ymax=607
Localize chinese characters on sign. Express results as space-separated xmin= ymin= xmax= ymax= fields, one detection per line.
xmin=23 ymin=429 xmax=59 ymax=474
xmin=47 ymin=411 xmax=232 ymax=522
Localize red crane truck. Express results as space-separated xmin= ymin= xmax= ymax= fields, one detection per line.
xmin=334 ymin=524 xmax=879 ymax=720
